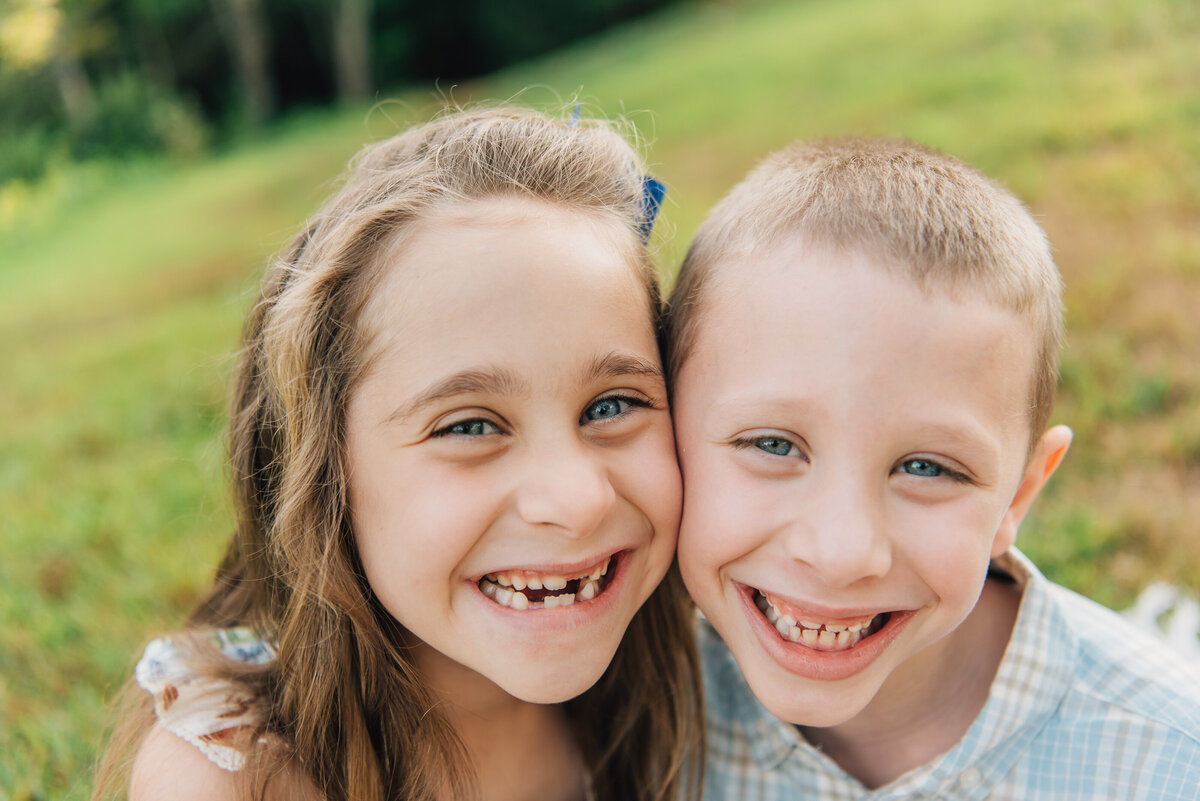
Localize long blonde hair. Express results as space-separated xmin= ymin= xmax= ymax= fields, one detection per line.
xmin=94 ymin=106 xmax=702 ymax=801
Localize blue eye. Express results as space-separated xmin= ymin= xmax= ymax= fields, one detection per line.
xmin=899 ymin=458 xmax=943 ymax=477
xmin=436 ymin=419 xmax=500 ymax=437
xmin=581 ymin=395 xmax=645 ymax=424
xmin=754 ymin=436 xmax=795 ymax=457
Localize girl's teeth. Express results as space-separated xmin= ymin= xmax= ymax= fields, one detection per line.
xmin=479 ymin=557 xmax=611 ymax=609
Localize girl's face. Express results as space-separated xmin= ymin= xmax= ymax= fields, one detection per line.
xmin=345 ymin=197 xmax=681 ymax=704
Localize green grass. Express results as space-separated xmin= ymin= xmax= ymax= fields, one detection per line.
xmin=4 ymin=0 xmax=1200 ymax=796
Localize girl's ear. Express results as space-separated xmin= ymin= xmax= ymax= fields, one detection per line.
xmin=991 ymin=424 xmax=1073 ymax=558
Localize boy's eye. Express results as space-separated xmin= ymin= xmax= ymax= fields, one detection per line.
xmin=900 ymin=458 xmax=942 ymax=477
xmin=729 ymin=434 xmax=796 ymax=453
xmin=435 ymin=419 xmax=501 ymax=437
xmin=580 ymin=395 xmax=647 ymax=424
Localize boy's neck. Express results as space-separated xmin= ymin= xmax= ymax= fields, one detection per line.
xmin=799 ymin=575 xmax=1022 ymax=789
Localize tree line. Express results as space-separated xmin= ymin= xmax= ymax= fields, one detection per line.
xmin=0 ymin=0 xmax=678 ymax=185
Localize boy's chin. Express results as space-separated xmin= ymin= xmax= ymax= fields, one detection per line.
xmin=750 ymin=670 xmax=879 ymax=729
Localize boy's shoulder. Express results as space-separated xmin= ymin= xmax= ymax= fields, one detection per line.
xmin=1032 ymin=559 xmax=1200 ymax=737
xmin=997 ymin=549 xmax=1200 ymax=793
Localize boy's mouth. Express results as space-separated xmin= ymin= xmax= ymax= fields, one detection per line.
xmin=755 ymin=590 xmax=889 ymax=652
xmin=479 ymin=555 xmax=613 ymax=610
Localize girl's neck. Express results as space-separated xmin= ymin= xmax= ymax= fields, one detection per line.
xmin=800 ymin=576 xmax=1021 ymax=789
xmin=418 ymin=645 xmax=588 ymax=801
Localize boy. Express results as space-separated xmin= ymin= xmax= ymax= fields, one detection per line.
xmin=668 ymin=139 xmax=1200 ymax=798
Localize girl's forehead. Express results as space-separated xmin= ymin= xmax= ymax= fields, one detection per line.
xmin=354 ymin=200 xmax=654 ymax=372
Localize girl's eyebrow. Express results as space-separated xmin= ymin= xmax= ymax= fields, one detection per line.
xmin=584 ymin=352 xmax=664 ymax=383
xmin=385 ymin=368 xmax=526 ymax=424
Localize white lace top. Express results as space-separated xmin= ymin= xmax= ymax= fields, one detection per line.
xmin=135 ymin=628 xmax=275 ymax=771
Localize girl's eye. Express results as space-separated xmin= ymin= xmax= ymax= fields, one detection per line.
xmin=435 ymin=419 xmax=501 ymax=437
xmin=580 ymin=395 xmax=647 ymax=424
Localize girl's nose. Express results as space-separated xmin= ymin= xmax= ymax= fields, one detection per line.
xmin=514 ymin=441 xmax=616 ymax=538
xmin=783 ymin=474 xmax=892 ymax=588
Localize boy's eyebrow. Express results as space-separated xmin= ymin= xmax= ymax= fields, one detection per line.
xmin=385 ymin=368 xmax=527 ymax=424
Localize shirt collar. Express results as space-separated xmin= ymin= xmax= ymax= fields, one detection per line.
xmin=703 ymin=548 xmax=1079 ymax=799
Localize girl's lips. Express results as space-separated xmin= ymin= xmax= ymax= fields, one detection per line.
xmin=470 ymin=551 xmax=629 ymax=627
xmin=736 ymin=582 xmax=917 ymax=682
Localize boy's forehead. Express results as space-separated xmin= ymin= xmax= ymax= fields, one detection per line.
xmin=685 ymin=240 xmax=1039 ymax=450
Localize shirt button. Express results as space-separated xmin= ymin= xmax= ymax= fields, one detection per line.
xmin=958 ymin=766 xmax=984 ymax=788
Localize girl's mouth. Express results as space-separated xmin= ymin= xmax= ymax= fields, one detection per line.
xmin=755 ymin=590 xmax=890 ymax=652
xmin=479 ymin=555 xmax=615 ymax=610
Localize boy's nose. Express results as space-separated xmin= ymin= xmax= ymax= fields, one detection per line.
xmin=513 ymin=440 xmax=616 ymax=538
xmin=782 ymin=475 xmax=892 ymax=588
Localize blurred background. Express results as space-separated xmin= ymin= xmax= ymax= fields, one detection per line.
xmin=2 ymin=0 xmax=1199 ymax=796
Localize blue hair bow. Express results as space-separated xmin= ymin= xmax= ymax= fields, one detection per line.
xmin=639 ymin=175 xmax=666 ymax=243
xmin=567 ymin=102 xmax=664 ymax=243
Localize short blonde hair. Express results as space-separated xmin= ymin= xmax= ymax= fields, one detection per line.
xmin=668 ymin=138 xmax=1063 ymax=452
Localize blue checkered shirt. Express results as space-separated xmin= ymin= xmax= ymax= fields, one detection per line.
xmin=699 ymin=549 xmax=1200 ymax=800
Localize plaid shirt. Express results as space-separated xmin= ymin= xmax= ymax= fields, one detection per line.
xmin=699 ymin=549 xmax=1200 ymax=800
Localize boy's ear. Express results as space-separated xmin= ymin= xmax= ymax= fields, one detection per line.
xmin=991 ymin=425 xmax=1073 ymax=558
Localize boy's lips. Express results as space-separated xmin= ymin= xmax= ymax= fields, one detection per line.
xmin=756 ymin=591 xmax=887 ymax=651
xmin=736 ymin=583 xmax=918 ymax=681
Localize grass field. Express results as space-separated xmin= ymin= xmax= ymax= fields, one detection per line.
xmin=3 ymin=0 xmax=1199 ymax=796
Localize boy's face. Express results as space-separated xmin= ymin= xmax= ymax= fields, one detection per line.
xmin=674 ymin=242 xmax=1050 ymax=729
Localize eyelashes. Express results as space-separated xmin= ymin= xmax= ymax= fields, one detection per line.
xmin=730 ymin=435 xmax=974 ymax=484
xmin=579 ymin=393 xmax=653 ymax=424
xmin=431 ymin=418 xmax=502 ymax=438
xmin=895 ymin=457 xmax=972 ymax=483
xmin=731 ymin=435 xmax=803 ymax=459
xmin=430 ymin=392 xmax=655 ymax=439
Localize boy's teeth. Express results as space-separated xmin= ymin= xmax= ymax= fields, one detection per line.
xmin=479 ymin=557 xmax=611 ymax=609
xmin=756 ymin=590 xmax=880 ymax=651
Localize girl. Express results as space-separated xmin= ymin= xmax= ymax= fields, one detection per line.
xmin=93 ymin=106 xmax=702 ymax=801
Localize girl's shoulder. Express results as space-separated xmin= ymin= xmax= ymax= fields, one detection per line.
xmin=134 ymin=627 xmax=276 ymax=772
xmin=131 ymin=721 xmax=243 ymax=800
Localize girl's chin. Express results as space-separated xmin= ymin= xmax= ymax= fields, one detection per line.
xmin=492 ymin=658 xmax=613 ymax=704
